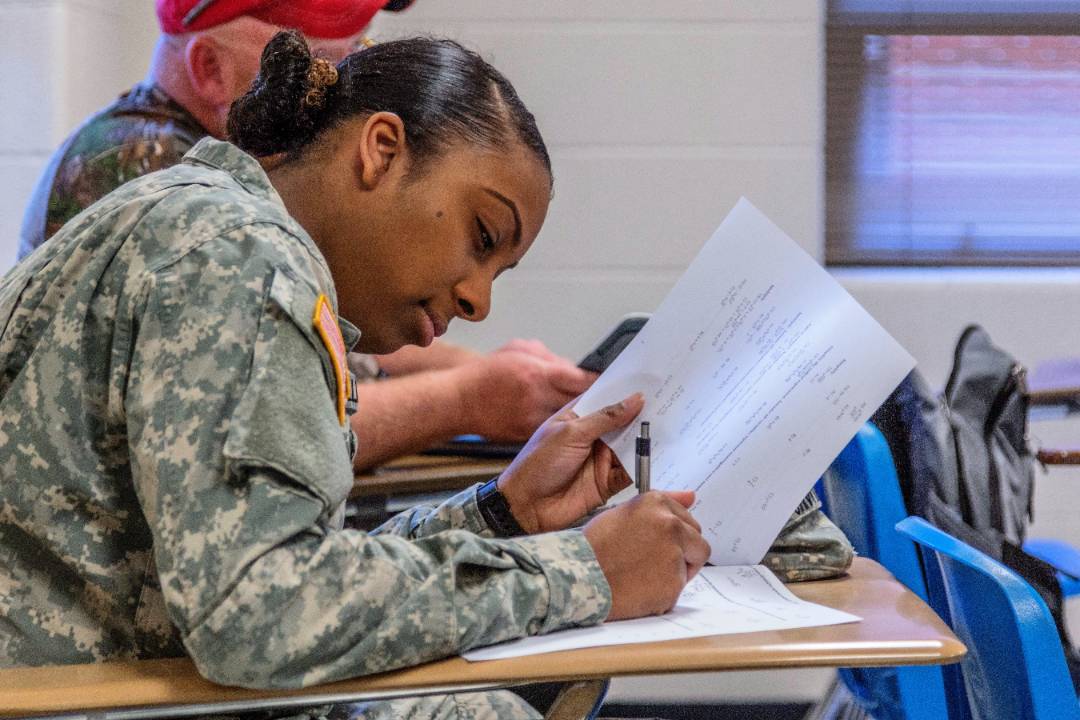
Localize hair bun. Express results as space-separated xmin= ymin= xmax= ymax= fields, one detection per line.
xmin=227 ymin=30 xmax=332 ymax=156
xmin=303 ymin=58 xmax=339 ymax=110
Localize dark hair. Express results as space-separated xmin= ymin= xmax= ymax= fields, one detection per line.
xmin=227 ymin=31 xmax=550 ymax=179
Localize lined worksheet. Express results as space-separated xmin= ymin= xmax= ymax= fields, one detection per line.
xmin=574 ymin=198 xmax=915 ymax=565
xmin=463 ymin=564 xmax=859 ymax=661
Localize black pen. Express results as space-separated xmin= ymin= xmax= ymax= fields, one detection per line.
xmin=636 ymin=421 xmax=651 ymax=494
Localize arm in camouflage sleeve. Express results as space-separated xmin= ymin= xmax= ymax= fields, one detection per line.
xmin=125 ymin=233 xmax=610 ymax=689
xmin=370 ymin=483 xmax=500 ymax=539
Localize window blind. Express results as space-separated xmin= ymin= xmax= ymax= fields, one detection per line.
xmin=826 ymin=1 xmax=1080 ymax=266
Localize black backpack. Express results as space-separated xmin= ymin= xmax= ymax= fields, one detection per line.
xmin=871 ymin=324 xmax=1080 ymax=684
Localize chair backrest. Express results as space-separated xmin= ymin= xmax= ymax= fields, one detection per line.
xmin=897 ymin=516 xmax=1080 ymax=720
xmin=817 ymin=423 xmax=947 ymax=720
xmin=819 ymin=423 xmax=929 ymax=599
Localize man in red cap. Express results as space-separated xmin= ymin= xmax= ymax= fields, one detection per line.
xmin=19 ymin=0 xmax=400 ymax=256
xmin=17 ymin=0 xmax=597 ymax=474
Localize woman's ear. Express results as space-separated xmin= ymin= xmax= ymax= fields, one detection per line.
xmin=357 ymin=112 xmax=407 ymax=189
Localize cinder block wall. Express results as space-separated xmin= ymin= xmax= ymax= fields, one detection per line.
xmin=373 ymin=1 xmax=825 ymax=366
xmin=0 ymin=0 xmax=154 ymax=265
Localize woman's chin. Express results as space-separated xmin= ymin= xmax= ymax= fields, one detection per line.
xmin=352 ymin=333 xmax=403 ymax=356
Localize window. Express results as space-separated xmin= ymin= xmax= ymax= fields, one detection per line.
xmin=827 ymin=1 xmax=1080 ymax=266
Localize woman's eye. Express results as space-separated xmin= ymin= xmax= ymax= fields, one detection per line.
xmin=477 ymin=219 xmax=495 ymax=253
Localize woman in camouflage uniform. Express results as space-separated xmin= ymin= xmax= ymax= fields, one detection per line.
xmin=0 ymin=32 xmax=713 ymax=719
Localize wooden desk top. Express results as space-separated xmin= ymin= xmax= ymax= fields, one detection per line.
xmin=352 ymin=455 xmax=510 ymax=497
xmin=0 ymin=558 xmax=963 ymax=718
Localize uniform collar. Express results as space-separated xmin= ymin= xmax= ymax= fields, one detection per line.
xmin=184 ymin=138 xmax=355 ymax=330
xmin=183 ymin=138 xmax=282 ymax=203
xmin=338 ymin=318 xmax=362 ymax=351
xmin=118 ymin=82 xmax=210 ymax=139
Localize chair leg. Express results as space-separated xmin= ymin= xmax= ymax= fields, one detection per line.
xmin=543 ymin=679 xmax=608 ymax=720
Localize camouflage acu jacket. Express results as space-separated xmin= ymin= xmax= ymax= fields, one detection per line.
xmin=18 ymin=83 xmax=208 ymax=260
xmin=0 ymin=140 xmax=610 ymax=698
xmin=764 ymin=490 xmax=853 ymax=582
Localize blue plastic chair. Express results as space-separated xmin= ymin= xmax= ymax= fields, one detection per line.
xmin=897 ymin=516 xmax=1080 ymax=720
xmin=1022 ymin=537 xmax=1080 ymax=597
xmin=816 ymin=424 xmax=948 ymax=720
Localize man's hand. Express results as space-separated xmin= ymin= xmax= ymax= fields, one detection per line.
xmin=583 ymin=492 xmax=711 ymax=620
xmin=495 ymin=393 xmax=642 ymax=533
xmin=491 ymin=338 xmax=564 ymax=363
xmin=350 ymin=340 xmax=595 ymax=471
xmin=374 ymin=340 xmax=482 ymax=375
xmin=456 ymin=346 xmax=596 ymax=442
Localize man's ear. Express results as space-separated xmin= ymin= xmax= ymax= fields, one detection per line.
xmin=185 ymin=35 xmax=233 ymax=107
xmin=357 ymin=112 xmax=407 ymax=190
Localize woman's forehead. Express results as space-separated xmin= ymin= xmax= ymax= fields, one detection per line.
xmin=437 ymin=143 xmax=550 ymax=203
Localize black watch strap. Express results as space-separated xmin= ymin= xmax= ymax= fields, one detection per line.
xmin=476 ymin=478 xmax=526 ymax=537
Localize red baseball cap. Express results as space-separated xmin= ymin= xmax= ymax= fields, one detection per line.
xmin=157 ymin=0 xmax=413 ymax=39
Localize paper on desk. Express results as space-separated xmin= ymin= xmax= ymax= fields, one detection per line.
xmin=463 ymin=565 xmax=859 ymax=661
xmin=573 ymin=198 xmax=915 ymax=565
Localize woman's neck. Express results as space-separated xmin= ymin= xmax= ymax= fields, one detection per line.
xmin=266 ymin=158 xmax=335 ymax=246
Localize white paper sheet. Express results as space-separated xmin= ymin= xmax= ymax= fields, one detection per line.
xmin=573 ymin=198 xmax=915 ymax=565
xmin=463 ymin=565 xmax=859 ymax=661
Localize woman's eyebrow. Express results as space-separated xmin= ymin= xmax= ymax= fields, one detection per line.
xmin=482 ymin=188 xmax=521 ymax=246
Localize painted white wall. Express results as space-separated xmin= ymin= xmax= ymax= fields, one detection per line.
xmin=0 ymin=0 xmax=154 ymax=265
xmin=371 ymin=1 xmax=825 ymax=374
xmin=3 ymin=0 xmax=1079 ymax=707
xmin=373 ymin=0 xmax=836 ymax=705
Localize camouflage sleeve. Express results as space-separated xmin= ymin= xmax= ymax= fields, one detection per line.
xmin=371 ymin=483 xmax=498 ymax=538
xmin=124 ymin=230 xmax=610 ymax=690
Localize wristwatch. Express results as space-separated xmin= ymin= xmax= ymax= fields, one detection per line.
xmin=476 ymin=478 xmax=526 ymax=537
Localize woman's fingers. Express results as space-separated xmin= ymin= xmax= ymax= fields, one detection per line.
xmin=569 ymin=393 xmax=644 ymax=442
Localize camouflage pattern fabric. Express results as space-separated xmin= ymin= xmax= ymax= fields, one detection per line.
xmin=0 ymin=138 xmax=610 ymax=719
xmin=217 ymin=692 xmax=543 ymax=719
xmin=17 ymin=82 xmax=389 ymax=383
xmin=18 ymin=82 xmax=208 ymax=260
xmin=763 ymin=491 xmax=854 ymax=582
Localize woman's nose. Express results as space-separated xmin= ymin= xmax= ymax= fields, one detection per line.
xmin=454 ymin=274 xmax=491 ymax=322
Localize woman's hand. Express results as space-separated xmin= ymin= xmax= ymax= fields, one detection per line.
xmin=583 ymin=491 xmax=711 ymax=620
xmin=495 ymin=393 xmax=643 ymax=534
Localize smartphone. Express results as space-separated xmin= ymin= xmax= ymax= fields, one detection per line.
xmin=578 ymin=313 xmax=650 ymax=374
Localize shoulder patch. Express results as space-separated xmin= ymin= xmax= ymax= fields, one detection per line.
xmin=312 ymin=294 xmax=350 ymax=425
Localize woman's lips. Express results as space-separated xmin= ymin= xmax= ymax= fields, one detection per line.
xmin=428 ymin=310 xmax=448 ymax=338
xmin=419 ymin=305 xmax=447 ymax=346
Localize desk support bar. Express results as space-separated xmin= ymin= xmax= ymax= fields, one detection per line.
xmin=545 ymin=680 xmax=607 ymax=720
xmin=30 ymin=682 xmax=498 ymax=720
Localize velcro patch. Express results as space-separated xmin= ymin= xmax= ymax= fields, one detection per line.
xmin=312 ymin=294 xmax=350 ymax=425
